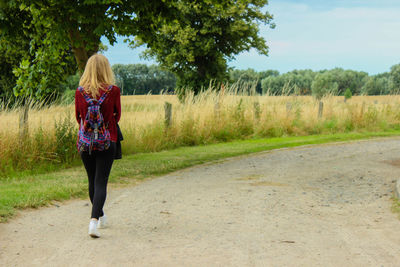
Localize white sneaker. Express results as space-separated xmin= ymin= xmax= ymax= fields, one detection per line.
xmin=98 ymin=214 xmax=107 ymax=229
xmin=88 ymin=219 xmax=100 ymax=238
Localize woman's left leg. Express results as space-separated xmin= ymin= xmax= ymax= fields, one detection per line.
xmin=80 ymin=152 xmax=96 ymax=205
xmin=91 ymin=142 xmax=116 ymax=219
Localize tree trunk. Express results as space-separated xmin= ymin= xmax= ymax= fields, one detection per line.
xmin=196 ymin=62 xmax=206 ymax=82
xmin=19 ymin=103 xmax=29 ymax=140
xmin=68 ymin=29 xmax=88 ymax=72
xmin=195 ymin=56 xmax=207 ymax=93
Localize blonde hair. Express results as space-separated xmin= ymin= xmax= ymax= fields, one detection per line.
xmin=79 ymin=54 xmax=115 ymax=98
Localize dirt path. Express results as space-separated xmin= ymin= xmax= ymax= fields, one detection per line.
xmin=1 ymin=138 xmax=400 ymax=266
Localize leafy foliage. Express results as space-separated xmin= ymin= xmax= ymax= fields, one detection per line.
xmin=59 ymin=74 xmax=81 ymax=104
xmin=344 ymin=88 xmax=352 ymax=99
xmin=0 ymin=0 xmax=174 ymax=101
xmin=258 ymin=67 xmax=397 ymax=97
xmin=0 ymin=3 xmax=32 ymax=101
xmin=133 ymin=0 xmax=275 ymax=93
xmin=389 ymin=64 xmax=400 ymax=94
xmin=112 ymin=64 xmax=176 ymax=95
xmin=361 ymin=74 xmax=390 ymax=95
xmin=311 ymin=68 xmax=368 ymax=98
xmin=1 ymin=0 xmax=274 ymax=100
xmin=0 ymin=1 xmax=76 ymax=101
xmin=311 ymin=72 xmax=339 ymax=99
xmin=229 ymin=68 xmax=279 ymax=94
xmin=262 ymin=69 xmax=315 ymax=95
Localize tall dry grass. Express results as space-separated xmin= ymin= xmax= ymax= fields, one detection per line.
xmin=1 ymin=84 xmax=400 ymax=176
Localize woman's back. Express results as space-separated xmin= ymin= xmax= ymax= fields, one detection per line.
xmin=75 ymin=85 xmax=121 ymax=142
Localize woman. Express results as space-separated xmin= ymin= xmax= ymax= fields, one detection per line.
xmin=75 ymin=54 xmax=121 ymax=238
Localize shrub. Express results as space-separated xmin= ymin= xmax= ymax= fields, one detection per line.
xmin=344 ymin=88 xmax=352 ymax=99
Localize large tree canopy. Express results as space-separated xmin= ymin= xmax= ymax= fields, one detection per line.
xmin=6 ymin=0 xmax=174 ymax=71
xmin=0 ymin=2 xmax=32 ymax=99
xmin=133 ymin=0 xmax=275 ymax=93
xmin=0 ymin=0 xmax=174 ymax=99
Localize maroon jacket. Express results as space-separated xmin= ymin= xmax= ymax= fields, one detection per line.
xmin=75 ymin=85 xmax=121 ymax=142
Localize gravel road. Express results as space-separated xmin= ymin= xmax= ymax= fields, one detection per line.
xmin=1 ymin=137 xmax=400 ymax=266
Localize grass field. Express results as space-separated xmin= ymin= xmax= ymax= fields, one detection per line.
xmin=2 ymin=86 xmax=400 ymax=177
xmin=2 ymin=86 xmax=400 ymax=221
xmin=2 ymin=131 xmax=400 ymax=222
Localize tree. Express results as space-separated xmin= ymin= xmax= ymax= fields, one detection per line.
xmin=14 ymin=0 xmax=174 ymax=72
xmin=261 ymin=69 xmax=314 ymax=95
xmin=344 ymin=88 xmax=352 ymax=99
xmin=0 ymin=0 xmax=174 ymax=100
xmin=389 ymin=64 xmax=400 ymax=94
xmin=309 ymin=68 xmax=368 ymax=98
xmin=261 ymin=75 xmax=284 ymax=95
xmin=0 ymin=1 xmax=77 ymax=100
xmin=311 ymin=72 xmax=339 ymax=99
xmin=361 ymin=75 xmax=389 ymax=95
xmin=133 ymin=0 xmax=275 ymax=93
xmin=147 ymin=65 xmax=177 ymax=94
xmin=0 ymin=38 xmax=21 ymax=101
xmin=336 ymin=69 xmax=368 ymax=95
xmin=0 ymin=3 xmax=32 ymax=100
xmin=229 ymin=68 xmax=278 ymax=94
xmin=112 ymin=64 xmax=176 ymax=95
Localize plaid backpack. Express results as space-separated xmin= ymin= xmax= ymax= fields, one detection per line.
xmin=77 ymin=86 xmax=112 ymax=154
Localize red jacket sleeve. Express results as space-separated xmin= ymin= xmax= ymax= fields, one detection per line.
xmin=75 ymin=89 xmax=81 ymax=125
xmin=113 ymin=86 xmax=121 ymax=123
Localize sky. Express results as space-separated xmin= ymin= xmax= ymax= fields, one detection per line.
xmin=102 ymin=0 xmax=400 ymax=75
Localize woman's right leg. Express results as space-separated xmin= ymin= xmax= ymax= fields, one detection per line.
xmin=91 ymin=143 xmax=116 ymax=219
xmin=81 ymin=152 xmax=102 ymax=238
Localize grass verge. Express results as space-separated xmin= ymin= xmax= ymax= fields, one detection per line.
xmin=1 ymin=130 xmax=400 ymax=222
xmin=392 ymin=198 xmax=400 ymax=219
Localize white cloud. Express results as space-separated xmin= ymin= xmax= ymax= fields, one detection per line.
xmin=231 ymin=1 xmax=400 ymax=73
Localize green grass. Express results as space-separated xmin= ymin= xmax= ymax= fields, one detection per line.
xmin=1 ymin=130 xmax=400 ymax=222
xmin=392 ymin=198 xmax=400 ymax=218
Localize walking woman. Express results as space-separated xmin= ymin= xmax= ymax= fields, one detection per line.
xmin=75 ymin=54 xmax=121 ymax=238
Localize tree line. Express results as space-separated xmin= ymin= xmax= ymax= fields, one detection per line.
xmin=112 ymin=64 xmax=176 ymax=95
xmin=58 ymin=63 xmax=400 ymax=98
xmin=229 ymin=64 xmax=400 ymax=97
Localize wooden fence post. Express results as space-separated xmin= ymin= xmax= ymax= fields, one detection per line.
xmin=164 ymin=102 xmax=172 ymax=128
xmin=318 ymin=101 xmax=324 ymax=118
xmin=19 ymin=104 xmax=29 ymax=140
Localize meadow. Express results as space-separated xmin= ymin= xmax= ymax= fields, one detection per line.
xmin=1 ymin=85 xmax=400 ymax=178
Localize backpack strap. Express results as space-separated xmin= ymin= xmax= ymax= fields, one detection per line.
xmin=78 ymin=85 xmax=113 ymax=105
xmin=98 ymin=85 xmax=113 ymax=105
xmin=78 ymin=86 xmax=96 ymax=105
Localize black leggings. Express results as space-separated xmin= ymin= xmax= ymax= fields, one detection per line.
xmin=80 ymin=142 xmax=116 ymax=219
